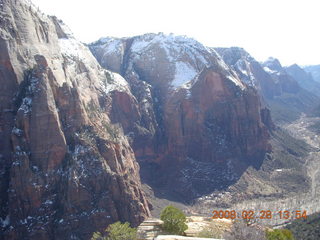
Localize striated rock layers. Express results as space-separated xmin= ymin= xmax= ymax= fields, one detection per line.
xmin=89 ymin=34 xmax=272 ymax=199
xmin=0 ymin=0 xmax=150 ymax=239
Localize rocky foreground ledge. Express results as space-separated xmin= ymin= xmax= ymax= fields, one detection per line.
xmin=137 ymin=217 xmax=230 ymax=240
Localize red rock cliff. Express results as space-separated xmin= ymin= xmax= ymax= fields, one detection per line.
xmin=0 ymin=1 xmax=150 ymax=239
xmin=90 ymin=34 xmax=272 ymax=198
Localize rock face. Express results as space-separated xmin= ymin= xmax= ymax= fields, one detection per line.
xmin=0 ymin=0 xmax=150 ymax=239
xmin=216 ymin=48 xmax=319 ymax=123
xmin=89 ymin=34 xmax=272 ymax=199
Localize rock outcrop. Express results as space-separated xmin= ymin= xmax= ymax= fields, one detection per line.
xmin=137 ymin=218 xmax=165 ymax=240
xmin=137 ymin=217 xmax=230 ymax=240
xmin=89 ymin=34 xmax=272 ymax=199
xmin=0 ymin=0 xmax=150 ymax=239
xmin=185 ymin=216 xmax=231 ymax=237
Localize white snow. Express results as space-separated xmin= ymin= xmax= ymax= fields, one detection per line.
xmin=95 ymin=38 xmax=123 ymax=56
xmin=59 ymin=38 xmax=85 ymax=60
xmin=172 ymin=62 xmax=197 ymax=88
xmin=104 ymin=40 xmax=122 ymax=54
xmin=19 ymin=97 xmax=32 ymax=114
xmin=263 ymin=66 xmax=277 ymax=74
xmin=0 ymin=215 xmax=10 ymax=228
xmin=12 ymin=127 xmax=23 ymax=136
xmin=44 ymin=200 xmax=53 ymax=205
xmin=131 ymin=39 xmax=150 ymax=53
xmin=57 ymin=20 xmax=74 ymax=39
xmin=101 ymin=71 xmax=129 ymax=93
xmin=130 ymin=33 xmax=210 ymax=64
xmin=226 ymin=72 xmax=245 ymax=89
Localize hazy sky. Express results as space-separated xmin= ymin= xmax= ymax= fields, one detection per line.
xmin=31 ymin=0 xmax=320 ymax=66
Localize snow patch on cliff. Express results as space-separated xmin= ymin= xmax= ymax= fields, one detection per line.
xmin=0 ymin=215 xmax=10 ymax=228
xmin=172 ymin=62 xmax=197 ymax=88
xmin=263 ymin=66 xmax=277 ymax=74
xmin=59 ymin=38 xmax=85 ymax=60
xmin=95 ymin=38 xmax=123 ymax=55
xmin=101 ymin=71 xmax=129 ymax=94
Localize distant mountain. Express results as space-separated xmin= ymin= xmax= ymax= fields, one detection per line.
xmin=286 ymin=64 xmax=320 ymax=97
xmin=216 ymin=48 xmax=319 ymax=124
xmin=304 ymin=65 xmax=320 ymax=82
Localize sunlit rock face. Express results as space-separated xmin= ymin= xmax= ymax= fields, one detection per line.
xmin=0 ymin=0 xmax=150 ymax=239
xmin=90 ymin=34 xmax=272 ymax=199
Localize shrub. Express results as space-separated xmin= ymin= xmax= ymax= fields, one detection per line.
xmin=91 ymin=221 xmax=137 ymax=240
xmin=266 ymin=229 xmax=295 ymax=240
xmin=160 ymin=205 xmax=188 ymax=235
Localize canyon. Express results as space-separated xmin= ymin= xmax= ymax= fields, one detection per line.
xmin=0 ymin=0 xmax=320 ymax=239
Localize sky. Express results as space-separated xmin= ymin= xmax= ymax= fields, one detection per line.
xmin=31 ymin=0 xmax=320 ymax=66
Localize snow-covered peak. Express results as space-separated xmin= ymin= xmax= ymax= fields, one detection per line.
xmin=263 ymin=57 xmax=283 ymax=72
xmin=91 ymin=36 xmax=123 ymax=47
xmin=91 ymin=38 xmax=124 ymax=55
xmin=263 ymin=66 xmax=277 ymax=74
xmin=131 ymin=33 xmax=207 ymax=51
xmin=130 ymin=33 xmax=211 ymax=63
xmin=215 ymin=47 xmax=253 ymax=66
xmin=89 ymin=33 xmax=246 ymax=91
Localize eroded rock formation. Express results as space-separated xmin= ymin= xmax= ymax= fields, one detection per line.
xmin=0 ymin=0 xmax=150 ymax=239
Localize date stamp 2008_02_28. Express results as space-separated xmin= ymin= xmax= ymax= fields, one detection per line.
xmin=211 ymin=209 xmax=308 ymax=220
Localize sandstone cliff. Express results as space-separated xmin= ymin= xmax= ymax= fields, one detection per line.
xmin=89 ymin=34 xmax=272 ymax=199
xmin=0 ymin=0 xmax=150 ymax=239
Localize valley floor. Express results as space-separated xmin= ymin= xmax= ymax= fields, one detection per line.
xmin=231 ymin=113 xmax=320 ymax=226
xmin=283 ymin=113 xmax=320 ymax=198
xmin=146 ymin=113 xmax=320 ymax=227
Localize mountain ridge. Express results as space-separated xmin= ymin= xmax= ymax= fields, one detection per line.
xmin=0 ymin=1 xmax=319 ymax=238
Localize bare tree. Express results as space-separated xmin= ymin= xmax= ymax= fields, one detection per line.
xmin=223 ymin=220 xmax=266 ymax=240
